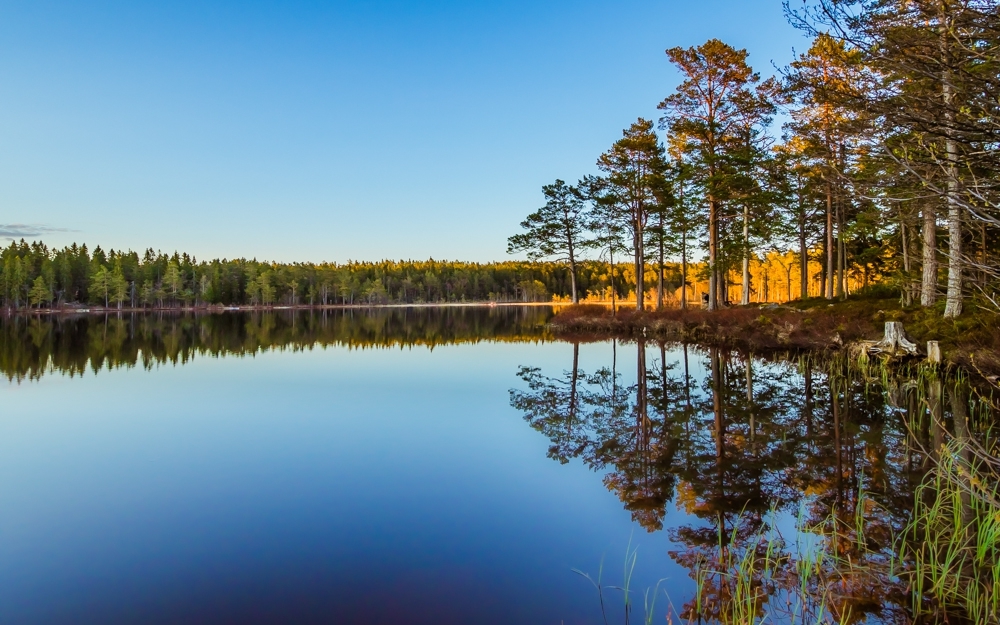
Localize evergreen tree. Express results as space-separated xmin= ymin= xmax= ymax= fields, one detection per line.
xmin=507 ymin=179 xmax=589 ymax=304
xmin=596 ymin=118 xmax=669 ymax=310
xmin=90 ymin=266 xmax=111 ymax=307
xmin=28 ymin=276 xmax=51 ymax=309
xmin=659 ymin=40 xmax=769 ymax=309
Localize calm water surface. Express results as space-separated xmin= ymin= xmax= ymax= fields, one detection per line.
xmin=0 ymin=308 xmax=972 ymax=624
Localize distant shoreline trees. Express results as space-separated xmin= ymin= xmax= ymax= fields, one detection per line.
xmin=0 ymin=239 xmax=650 ymax=310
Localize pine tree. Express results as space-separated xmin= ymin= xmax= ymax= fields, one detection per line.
xmin=788 ymin=0 xmax=1000 ymax=315
xmin=90 ymin=266 xmax=111 ymax=307
xmin=163 ymin=261 xmax=183 ymax=306
xmin=580 ymin=175 xmax=629 ymax=310
xmin=28 ymin=276 xmax=51 ymax=309
xmin=508 ymin=179 xmax=589 ymax=304
xmin=659 ymin=40 xmax=768 ymax=309
xmin=110 ymin=264 xmax=128 ymax=309
xmin=596 ymin=118 xmax=669 ymax=310
xmin=784 ymin=33 xmax=866 ymax=301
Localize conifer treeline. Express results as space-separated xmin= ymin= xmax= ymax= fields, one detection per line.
xmin=510 ymin=0 xmax=1000 ymax=315
xmin=0 ymin=239 xmax=643 ymax=309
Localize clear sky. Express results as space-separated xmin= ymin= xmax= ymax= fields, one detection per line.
xmin=0 ymin=0 xmax=809 ymax=263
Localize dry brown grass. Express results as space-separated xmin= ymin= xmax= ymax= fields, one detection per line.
xmin=550 ymin=297 xmax=1000 ymax=379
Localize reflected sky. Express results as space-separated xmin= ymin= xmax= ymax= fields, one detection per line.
xmin=1 ymin=309 xmax=972 ymax=624
xmin=1 ymin=324 xmax=684 ymax=624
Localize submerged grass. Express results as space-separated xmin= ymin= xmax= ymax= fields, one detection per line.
xmin=574 ymin=534 xmax=668 ymax=625
xmin=718 ymin=437 xmax=996 ymax=621
xmin=903 ymin=436 xmax=1000 ymax=623
xmin=577 ymin=361 xmax=1000 ymax=624
xmin=661 ymin=458 xmax=997 ymax=623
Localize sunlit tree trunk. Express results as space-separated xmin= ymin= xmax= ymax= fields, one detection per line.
xmin=825 ymin=179 xmax=834 ymax=299
xmin=568 ymin=251 xmax=578 ymax=305
xmin=741 ymin=203 xmax=751 ymax=305
xmin=657 ymin=213 xmax=664 ymax=311
xmin=609 ymin=244 xmax=616 ymax=316
xmin=680 ymin=190 xmax=688 ymax=310
xmin=708 ymin=195 xmax=719 ymax=310
xmin=634 ymin=212 xmax=645 ymax=311
xmin=836 ymin=192 xmax=846 ymax=299
xmin=799 ymin=208 xmax=808 ymax=299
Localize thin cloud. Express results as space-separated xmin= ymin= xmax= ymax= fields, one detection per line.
xmin=0 ymin=223 xmax=77 ymax=240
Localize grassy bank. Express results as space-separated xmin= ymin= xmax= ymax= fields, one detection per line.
xmin=549 ymin=295 xmax=1000 ymax=380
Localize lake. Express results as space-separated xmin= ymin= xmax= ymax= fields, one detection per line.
xmin=0 ymin=308 xmax=993 ymax=624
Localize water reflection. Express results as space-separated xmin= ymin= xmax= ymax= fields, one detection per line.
xmin=0 ymin=306 xmax=553 ymax=381
xmin=510 ymin=340 xmax=997 ymax=623
xmin=3 ymin=309 xmax=995 ymax=623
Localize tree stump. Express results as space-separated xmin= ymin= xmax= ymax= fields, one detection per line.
xmin=857 ymin=321 xmax=919 ymax=357
xmin=927 ymin=340 xmax=942 ymax=365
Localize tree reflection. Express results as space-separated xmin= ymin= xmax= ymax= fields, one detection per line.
xmin=0 ymin=306 xmax=553 ymax=382
xmin=510 ymin=343 xmax=976 ymax=623
xmin=512 ymin=339 xmax=685 ymax=531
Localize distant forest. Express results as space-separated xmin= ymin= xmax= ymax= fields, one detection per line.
xmin=0 ymin=239 xmax=649 ymax=309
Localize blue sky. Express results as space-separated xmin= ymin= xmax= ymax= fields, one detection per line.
xmin=0 ymin=0 xmax=809 ymax=263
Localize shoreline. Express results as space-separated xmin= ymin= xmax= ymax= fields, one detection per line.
xmin=1 ymin=301 xmax=562 ymax=316
xmin=9 ymin=297 xmax=999 ymax=382
xmin=548 ymin=300 xmax=1000 ymax=382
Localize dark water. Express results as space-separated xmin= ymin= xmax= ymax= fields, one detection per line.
xmin=0 ymin=308 xmax=990 ymax=624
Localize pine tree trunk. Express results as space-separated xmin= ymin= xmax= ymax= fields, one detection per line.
xmin=836 ymin=195 xmax=846 ymax=298
xmin=921 ymin=203 xmax=937 ymax=306
xmin=943 ymin=83 xmax=963 ymax=318
xmin=680 ymin=231 xmax=688 ymax=310
xmin=657 ymin=232 xmax=664 ymax=311
xmin=634 ymin=233 xmax=644 ymax=312
xmin=901 ymin=209 xmax=912 ymax=306
xmin=940 ymin=6 xmax=962 ymax=318
xmin=569 ymin=259 xmax=578 ymax=305
xmin=944 ymin=191 xmax=962 ymax=317
xmin=825 ymin=179 xmax=834 ymax=299
xmin=708 ymin=197 xmax=718 ymax=310
xmin=799 ymin=192 xmax=808 ymax=299
xmin=741 ymin=203 xmax=750 ymax=305
xmin=609 ymin=245 xmax=616 ymax=316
